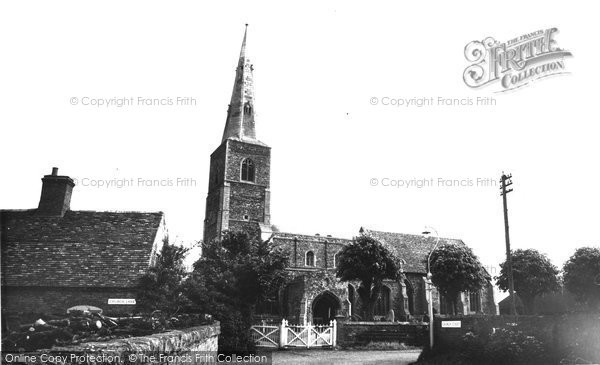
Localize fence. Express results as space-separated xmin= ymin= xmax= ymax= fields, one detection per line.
xmin=250 ymin=319 xmax=337 ymax=348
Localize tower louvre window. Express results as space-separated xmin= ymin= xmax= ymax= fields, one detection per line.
xmin=241 ymin=158 xmax=255 ymax=182
xmin=244 ymin=102 xmax=253 ymax=115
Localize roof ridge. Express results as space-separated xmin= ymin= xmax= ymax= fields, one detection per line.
xmin=275 ymin=231 xmax=352 ymax=240
xmin=1 ymin=209 xmax=164 ymax=215
xmin=0 ymin=209 xmax=37 ymax=213
xmin=362 ymin=227 xmax=463 ymax=242
xmin=68 ymin=210 xmax=164 ymax=214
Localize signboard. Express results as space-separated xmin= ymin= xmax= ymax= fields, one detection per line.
xmin=108 ymin=298 xmax=136 ymax=305
xmin=441 ymin=321 xmax=461 ymax=328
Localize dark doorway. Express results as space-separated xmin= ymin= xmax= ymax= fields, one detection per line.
xmin=312 ymin=292 xmax=340 ymax=324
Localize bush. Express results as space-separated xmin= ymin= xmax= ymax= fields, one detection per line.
xmin=416 ymin=328 xmax=550 ymax=365
xmin=136 ymin=240 xmax=193 ymax=315
xmin=459 ymin=331 xmax=487 ymax=362
xmin=459 ymin=329 xmax=549 ymax=365
xmin=188 ymin=231 xmax=289 ymax=353
xmin=484 ymin=329 xmax=547 ymax=364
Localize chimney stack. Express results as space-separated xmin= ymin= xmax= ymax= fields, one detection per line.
xmin=37 ymin=167 xmax=75 ymax=217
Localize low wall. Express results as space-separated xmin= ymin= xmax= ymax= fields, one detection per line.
xmin=3 ymin=323 xmax=220 ymax=365
xmin=434 ymin=314 xmax=600 ymax=361
xmin=337 ymin=321 xmax=427 ymax=347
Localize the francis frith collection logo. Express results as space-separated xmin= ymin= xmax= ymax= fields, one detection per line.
xmin=463 ymin=28 xmax=572 ymax=92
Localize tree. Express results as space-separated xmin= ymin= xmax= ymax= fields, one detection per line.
xmin=496 ymin=249 xmax=559 ymax=314
xmin=136 ymin=238 xmax=192 ymax=315
xmin=336 ymin=235 xmax=401 ymax=320
xmin=187 ymin=231 xmax=289 ymax=353
xmin=430 ymin=243 xmax=489 ymax=315
xmin=563 ymin=247 xmax=600 ymax=311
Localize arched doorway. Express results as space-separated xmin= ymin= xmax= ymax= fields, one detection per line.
xmin=312 ymin=291 xmax=340 ymax=324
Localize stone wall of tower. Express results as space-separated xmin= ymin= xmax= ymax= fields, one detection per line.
xmin=203 ymin=139 xmax=271 ymax=243
xmin=203 ymin=144 xmax=227 ymax=244
xmin=225 ymin=140 xmax=270 ymax=187
xmin=225 ymin=140 xmax=270 ymax=225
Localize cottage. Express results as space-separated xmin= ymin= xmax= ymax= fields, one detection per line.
xmin=1 ymin=168 xmax=166 ymax=316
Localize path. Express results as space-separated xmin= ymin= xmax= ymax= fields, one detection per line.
xmin=271 ymin=349 xmax=422 ymax=364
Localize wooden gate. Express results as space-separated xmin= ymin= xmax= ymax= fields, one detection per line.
xmin=250 ymin=319 xmax=337 ymax=348
xmin=250 ymin=323 xmax=280 ymax=348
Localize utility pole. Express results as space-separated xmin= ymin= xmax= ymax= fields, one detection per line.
xmin=500 ymin=172 xmax=517 ymax=317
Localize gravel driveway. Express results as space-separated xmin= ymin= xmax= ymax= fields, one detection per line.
xmin=271 ymin=349 xmax=422 ymax=364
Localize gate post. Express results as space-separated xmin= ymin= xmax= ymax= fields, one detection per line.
xmin=332 ymin=320 xmax=337 ymax=347
xmin=280 ymin=319 xmax=287 ymax=348
xmin=307 ymin=323 xmax=312 ymax=348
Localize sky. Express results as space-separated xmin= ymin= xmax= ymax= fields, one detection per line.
xmin=1 ymin=1 xmax=598 ymax=282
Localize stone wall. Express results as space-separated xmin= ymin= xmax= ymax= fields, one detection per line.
xmin=3 ymin=323 xmax=220 ymax=365
xmin=481 ymin=282 xmax=497 ymax=314
xmin=337 ymin=321 xmax=428 ymax=347
xmin=274 ymin=233 xmax=349 ymax=269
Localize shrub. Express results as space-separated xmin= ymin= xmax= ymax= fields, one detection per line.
xmin=459 ymin=328 xmax=549 ymax=365
xmin=459 ymin=331 xmax=487 ymax=362
xmin=188 ymin=231 xmax=289 ymax=353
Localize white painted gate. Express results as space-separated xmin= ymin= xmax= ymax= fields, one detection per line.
xmin=250 ymin=319 xmax=337 ymax=348
xmin=250 ymin=323 xmax=280 ymax=348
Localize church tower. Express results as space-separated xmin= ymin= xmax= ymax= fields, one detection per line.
xmin=203 ymin=25 xmax=271 ymax=244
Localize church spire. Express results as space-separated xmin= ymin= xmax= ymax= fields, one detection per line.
xmin=222 ymin=24 xmax=257 ymax=143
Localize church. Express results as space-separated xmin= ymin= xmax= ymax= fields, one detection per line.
xmin=203 ymin=26 xmax=496 ymax=324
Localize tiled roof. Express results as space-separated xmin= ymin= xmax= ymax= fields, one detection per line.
xmin=360 ymin=228 xmax=465 ymax=274
xmin=1 ymin=209 xmax=163 ymax=288
xmin=498 ymin=294 xmax=523 ymax=307
xmin=272 ymin=232 xmax=351 ymax=246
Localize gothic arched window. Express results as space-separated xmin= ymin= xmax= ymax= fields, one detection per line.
xmin=241 ymin=158 xmax=255 ymax=182
xmin=305 ymin=251 xmax=315 ymax=267
xmin=333 ymin=252 xmax=341 ymax=268
xmin=469 ymin=291 xmax=481 ymax=313
xmin=374 ymin=286 xmax=391 ymax=316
